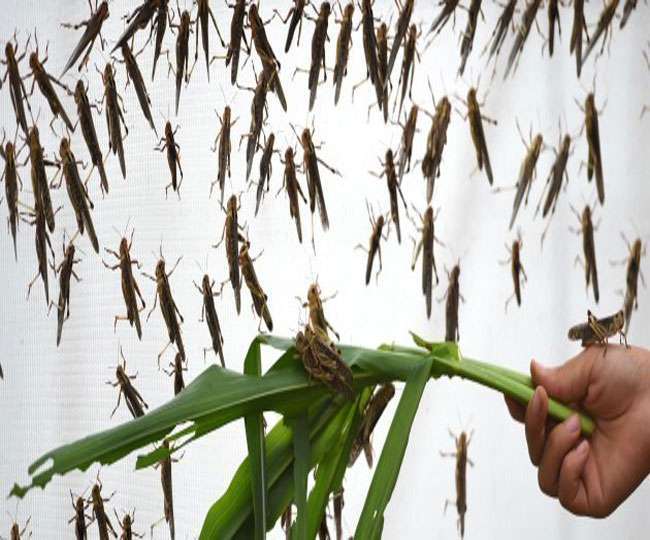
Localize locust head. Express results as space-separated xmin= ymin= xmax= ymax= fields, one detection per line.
xmin=377 ymin=23 xmax=388 ymax=43
xmin=385 ymin=148 xmax=395 ymax=168
xmin=632 ymin=238 xmax=642 ymax=262
xmin=98 ymin=1 xmax=110 ymax=21
xmin=376 ymin=214 xmax=385 ymax=231
xmin=201 ymin=274 xmax=211 ymax=294
xmin=320 ymin=2 xmax=331 ymax=17
xmin=59 ymin=137 xmax=71 ymax=159
xmin=91 ymin=483 xmax=102 ymax=507
xmin=300 ymin=128 xmax=312 ymax=151
xmin=122 ymin=514 xmax=132 ymax=530
xmin=451 ymin=264 xmax=461 ymax=282
xmin=74 ymin=496 xmax=85 ymax=515
xmin=227 ymin=194 xmax=238 ymax=215
xmin=467 ymin=87 xmax=477 ymax=106
xmin=408 ymin=23 xmax=417 ymax=40
xmin=223 ymin=106 xmax=231 ymax=125
xmin=180 ymin=10 xmax=191 ymax=29
xmin=164 ymin=121 xmax=173 ymax=140
xmin=582 ymin=205 xmax=591 ymax=227
xmin=5 ymin=141 xmax=14 ymax=160
xmin=155 ymin=259 xmax=166 ymax=281
xmin=174 ymin=352 xmax=184 ymax=373
xmin=424 ymin=205 xmax=434 ymax=224
xmin=307 ymin=283 xmax=321 ymax=306
xmin=284 ymin=147 xmax=294 ymax=162
xmin=28 ymin=51 xmax=39 ymax=71
xmin=102 ymin=63 xmax=114 ymax=85
xmin=343 ymin=3 xmax=354 ymax=18
xmin=119 ymin=237 xmax=130 ymax=259
xmin=10 ymin=523 xmax=19 ymax=540
xmin=73 ymin=79 xmax=86 ymax=105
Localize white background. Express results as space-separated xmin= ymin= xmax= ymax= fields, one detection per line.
xmin=1 ymin=0 xmax=650 ymax=538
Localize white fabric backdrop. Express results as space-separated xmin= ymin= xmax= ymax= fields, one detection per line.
xmin=1 ymin=0 xmax=650 ymax=538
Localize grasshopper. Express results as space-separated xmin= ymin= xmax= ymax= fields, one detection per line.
xmin=193 ymin=273 xmax=226 ymax=366
xmin=115 ymin=511 xmax=143 ymax=540
xmin=295 ymin=325 xmax=353 ymax=399
xmin=570 ymin=204 xmax=599 ymax=303
xmin=612 ymin=234 xmax=645 ymax=333
xmin=99 ymin=63 xmax=128 ymax=180
xmin=483 ymin=0 xmax=517 ymax=61
xmin=210 ymin=105 xmax=237 ymax=205
xmin=5 ymin=515 xmax=30 ymax=540
xmin=112 ymin=0 xmax=162 ymax=53
xmin=370 ymin=149 xmax=407 ymax=243
xmin=356 ymin=0 xmax=381 ymax=108
xmin=143 ymin=248 xmax=186 ymax=362
xmin=581 ymin=0 xmax=619 ymax=66
xmin=274 ymin=0 xmax=308 ymax=52
xmin=155 ymin=121 xmax=183 ymax=198
xmin=332 ymin=2 xmax=354 ymax=105
xmin=214 ymin=194 xmax=244 ymax=314
xmin=318 ymin=516 xmax=330 ymax=540
xmin=458 ymin=0 xmax=482 ymax=76
xmin=26 ymin=125 xmax=57 ymax=233
xmin=536 ymin=130 xmax=571 ymax=221
xmin=421 ymin=95 xmax=451 ymax=202
xmin=239 ymin=240 xmax=273 ymax=331
xmin=441 ymin=430 xmax=473 ymax=539
xmin=577 ymin=92 xmax=605 ymax=205
xmin=88 ymin=477 xmax=117 ymax=540
xmin=281 ymin=506 xmax=292 ymax=539
xmin=238 ymin=67 xmax=271 ymax=181
xmin=24 ymin=198 xmax=57 ymax=305
xmin=224 ymin=0 xmax=250 ymax=85
xmin=619 ymin=0 xmax=638 ymax=28
xmin=442 ymin=264 xmax=462 ymax=342
xmin=1 ymin=34 xmax=33 ymax=136
xmin=569 ymin=0 xmax=587 ymax=77
xmin=296 ymin=2 xmax=331 ymax=112
xmin=195 ymin=0 xmax=226 ymax=82
xmin=386 ymin=0 xmax=415 ymax=83
xmin=248 ymin=3 xmax=280 ymax=71
xmin=27 ymin=38 xmax=75 ymax=133
xmin=546 ymin=0 xmax=561 ymax=56
xmin=501 ymin=233 xmax=527 ymax=309
xmin=568 ymin=310 xmax=627 ymax=348
xmin=410 ymin=206 xmax=441 ymax=319
xmin=152 ymin=440 xmax=178 ymax=540
xmin=164 ymin=352 xmax=187 ymax=394
xmin=61 ymin=1 xmax=110 ymax=76
xmin=108 ymin=347 xmax=149 ymax=418
xmin=301 ymin=282 xmax=340 ymax=340
xmin=459 ymin=87 xmax=496 ymax=186
xmin=150 ymin=0 xmax=171 ymax=80
xmin=349 ymin=382 xmax=395 ymax=467
xmin=0 ymin=131 xmax=23 ymax=259
xmin=503 ymin=0 xmax=543 ymax=79
xmin=49 ymin=232 xmax=82 ymax=346
xmin=74 ymin=80 xmax=109 ymax=194
xmin=427 ymin=0 xmax=462 ymax=40
xmin=355 ymin=202 xmax=389 ymax=285
xmin=278 ymin=145 xmax=308 ymax=243
xmin=333 ymin=489 xmax=344 ymax=540
xmin=103 ymin=230 xmax=146 ymax=340
xmin=54 ymin=137 xmax=99 ymax=253
xmin=119 ymin=43 xmax=156 ymax=135
xmin=68 ymin=490 xmax=92 ymax=540
xmin=354 ymin=21 xmax=389 ymax=122
xmin=254 ymin=132 xmax=278 ymax=216
xmin=168 ymin=5 xmax=194 ymax=115
xmin=396 ymin=104 xmax=419 ymax=181
xmin=394 ymin=24 xmax=421 ymax=117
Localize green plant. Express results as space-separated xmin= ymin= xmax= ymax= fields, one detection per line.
xmin=11 ymin=333 xmax=594 ymax=539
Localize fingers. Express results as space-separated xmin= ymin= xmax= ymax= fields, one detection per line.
xmin=504 ymin=395 xmax=525 ymax=422
xmin=537 ymin=414 xmax=583 ymax=497
xmin=525 ymin=386 xmax=548 ymax=466
xmin=557 ymin=439 xmax=590 ymax=515
xmin=530 ymin=351 xmax=594 ymax=404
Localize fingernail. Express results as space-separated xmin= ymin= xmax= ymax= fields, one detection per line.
xmin=566 ymin=414 xmax=580 ymax=434
xmin=577 ymin=440 xmax=589 ymax=455
xmin=532 ymin=387 xmax=542 ymax=413
xmin=532 ymin=359 xmax=547 ymax=375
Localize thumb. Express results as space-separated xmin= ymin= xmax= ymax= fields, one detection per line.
xmin=531 ymin=351 xmax=594 ymax=404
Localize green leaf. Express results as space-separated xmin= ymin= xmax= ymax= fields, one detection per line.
xmin=288 ymin=413 xmax=309 ymax=540
xmin=355 ymin=356 xmax=433 ymax=537
xmin=243 ymin=338 xmax=267 ymax=539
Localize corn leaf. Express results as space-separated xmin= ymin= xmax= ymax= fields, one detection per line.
xmin=288 ymin=412 xmax=310 ymax=540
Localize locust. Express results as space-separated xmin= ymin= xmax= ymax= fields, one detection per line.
xmin=577 ymin=92 xmax=605 ymax=205
xmin=459 ymin=87 xmax=496 ymax=185
xmin=88 ymin=478 xmax=117 ymax=540
xmin=1 ymin=34 xmax=33 ymax=136
xmin=99 ymin=63 xmax=128 ymax=180
xmin=274 ymin=0 xmax=308 ymax=52
xmin=68 ymin=491 xmax=92 ymax=540
xmin=5 ymin=515 xmax=30 ymax=540
xmin=164 ymin=352 xmax=187 ymax=394
xmin=248 ymin=3 xmax=280 ymax=71
xmin=254 ymin=132 xmax=277 ymax=216
xmin=619 ymin=0 xmax=638 ymax=29
xmin=0 ymin=131 xmax=23 ymax=259
xmin=581 ymin=0 xmax=619 ymax=67
xmin=483 ymin=0 xmax=517 ymax=61
xmin=569 ymin=0 xmax=587 ymax=77
xmin=49 ymin=232 xmax=82 ymax=346
xmin=150 ymin=0 xmax=171 ymax=80
xmin=570 ymin=204 xmax=599 ymax=303
xmin=300 ymin=1 xmax=331 ymax=112
xmin=375 ymin=22 xmax=389 ymax=122
xmin=115 ymin=511 xmax=143 ymax=540
xmin=26 ymin=125 xmax=57 ymax=233
xmin=152 ymin=440 xmax=178 ymax=540
xmin=112 ymin=0 xmax=162 ymax=53
xmin=441 ymin=430 xmax=473 ymax=539
xmin=238 ymin=67 xmax=271 ymax=181
xmin=239 ymin=240 xmax=273 ymax=331
xmin=193 ymin=273 xmax=226 ymax=366
xmin=614 ymin=235 xmax=645 ymax=333
xmin=458 ymin=0 xmax=482 ymax=76
xmin=355 ymin=202 xmax=389 ymax=285
xmin=74 ymin=80 xmax=109 ymax=194
xmin=295 ymin=325 xmax=353 ymax=398
xmin=155 ymin=121 xmax=183 ymax=197
xmin=427 ymin=0 xmax=462 ymax=40
xmin=568 ymin=310 xmax=627 ymax=348
xmin=24 ymin=198 xmax=57 ymax=305
xmin=535 ymin=130 xmax=571 ymax=225
xmin=503 ymin=0 xmax=543 ymax=79
xmin=333 ymin=489 xmax=344 ymax=540
xmin=143 ymin=249 xmax=186 ymax=362
xmin=27 ymin=38 xmax=75 ymax=133
xmin=61 ymin=1 xmax=109 ymax=76
xmin=410 ymin=206 xmax=441 ymax=319
xmin=421 ymin=95 xmax=451 ymax=202
xmin=301 ymin=282 xmax=339 ymax=340
xmin=281 ymin=506 xmax=292 ymax=540
xmin=442 ymin=264 xmax=462 ymax=342
xmin=349 ymin=382 xmax=395 ymax=467
xmin=224 ymin=0 xmax=250 ymax=85
xmin=396 ymin=104 xmax=420 ymax=181
xmin=278 ymin=145 xmax=308 ymax=243
xmin=54 ymin=137 xmax=100 ymax=253
xmin=386 ymin=0 xmax=415 ymax=83
xmin=332 ymin=2 xmax=354 ymax=105
xmin=547 ymin=0 xmax=561 ymax=56
xmin=501 ymin=233 xmax=527 ymax=309
xmin=394 ymin=24 xmax=420 ymax=117
xmin=356 ymin=0 xmax=381 ymax=108
xmin=108 ymin=347 xmax=149 ymax=418
xmin=195 ymin=0 xmax=226 ymax=82
xmin=103 ymin=231 xmax=146 ymax=340
xmin=119 ymin=42 xmax=156 ymax=135
xmin=214 ymin=194 xmax=244 ymax=314
xmin=318 ymin=516 xmax=330 ymax=540
xmin=370 ymin=149 xmax=407 ymax=243
xmin=210 ymin=105 xmax=237 ymax=205
xmin=169 ymin=6 xmax=193 ymax=115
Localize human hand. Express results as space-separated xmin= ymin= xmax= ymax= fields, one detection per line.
xmin=505 ymin=345 xmax=650 ymax=517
